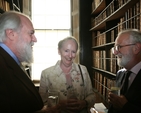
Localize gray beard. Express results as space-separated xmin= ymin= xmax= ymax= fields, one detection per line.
xmin=17 ymin=41 xmax=33 ymax=64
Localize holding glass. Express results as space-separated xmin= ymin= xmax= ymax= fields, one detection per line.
xmin=47 ymin=89 xmax=59 ymax=107
xmin=67 ymin=87 xmax=78 ymax=99
xmin=110 ymin=80 xmax=120 ymax=96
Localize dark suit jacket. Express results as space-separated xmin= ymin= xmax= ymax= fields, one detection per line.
xmin=108 ymin=69 xmax=141 ymax=113
xmin=0 ymin=47 xmax=43 ymax=113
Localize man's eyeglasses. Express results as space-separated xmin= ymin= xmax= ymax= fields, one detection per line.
xmin=112 ymin=44 xmax=136 ymax=54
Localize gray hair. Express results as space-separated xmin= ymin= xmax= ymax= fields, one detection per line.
xmin=58 ymin=36 xmax=79 ymax=51
xmin=118 ymin=29 xmax=141 ymax=43
xmin=0 ymin=11 xmax=26 ymax=42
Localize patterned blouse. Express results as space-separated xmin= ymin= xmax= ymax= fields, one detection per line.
xmin=39 ymin=60 xmax=95 ymax=109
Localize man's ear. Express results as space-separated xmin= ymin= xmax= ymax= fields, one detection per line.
xmin=5 ymin=29 xmax=15 ymax=41
xmin=134 ymin=43 xmax=141 ymax=54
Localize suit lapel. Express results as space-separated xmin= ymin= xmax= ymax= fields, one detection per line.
xmin=127 ymin=69 xmax=141 ymax=94
xmin=0 ymin=47 xmax=40 ymax=100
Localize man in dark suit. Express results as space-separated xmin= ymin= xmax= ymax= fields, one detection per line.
xmin=0 ymin=11 xmax=60 ymax=113
xmin=108 ymin=29 xmax=141 ymax=113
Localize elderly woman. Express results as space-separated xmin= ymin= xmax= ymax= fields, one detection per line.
xmin=39 ymin=36 xmax=95 ymax=113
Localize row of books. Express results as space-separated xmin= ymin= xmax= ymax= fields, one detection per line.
xmin=118 ymin=2 xmax=141 ymax=31
xmin=91 ymin=0 xmax=104 ymax=12
xmin=92 ymin=2 xmax=141 ymax=46
xmin=0 ymin=0 xmax=10 ymax=12
xmin=114 ymin=0 xmax=130 ymax=11
xmin=93 ymin=50 xmax=106 ymax=71
xmin=92 ymin=28 xmax=116 ymax=47
xmin=92 ymin=31 xmax=106 ymax=46
xmin=93 ymin=71 xmax=116 ymax=105
xmin=93 ymin=50 xmax=119 ymax=74
xmin=91 ymin=0 xmax=135 ymax=27
xmin=92 ymin=10 xmax=106 ymax=27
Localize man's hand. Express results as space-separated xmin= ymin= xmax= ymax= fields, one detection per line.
xmin=108 ymin=92 xmax=128 ymax=110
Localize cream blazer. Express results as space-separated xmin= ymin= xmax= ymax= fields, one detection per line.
xmin=39 ymin=60 xmax=95 ymax=109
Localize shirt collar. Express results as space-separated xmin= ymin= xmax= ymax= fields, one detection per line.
xmin=130 ymin=61 xmax=141 ymax=75
xmin=0 ymin=42 xmax=20 ymax=65
xmin=54 ymin=60 xmax=75 ymax=76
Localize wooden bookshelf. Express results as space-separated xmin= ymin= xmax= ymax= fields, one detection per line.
xmin=0 ymin=0 xmax=31 ymax=17
xmin=0 ymin=0 xmax=17 ymax=13
xmin=0 ymin=0 xmax=10 ymax=13
xmin=91 ymin=0 xmax=140 ymax=108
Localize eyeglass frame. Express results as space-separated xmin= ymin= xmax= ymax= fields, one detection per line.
xmin=112 ymin=43 xmax=136 ymax=54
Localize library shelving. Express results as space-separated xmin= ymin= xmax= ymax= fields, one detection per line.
xmin=0 ymin=0 xmax=31 ymax=17
xmin=0 ymin=0 xmax=21 ymax=13
xmin=91 ymin=0 xmax=140 ymax=108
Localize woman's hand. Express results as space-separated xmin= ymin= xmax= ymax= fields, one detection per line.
xmin=58 ymin=99 xmax=87 ymax=113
